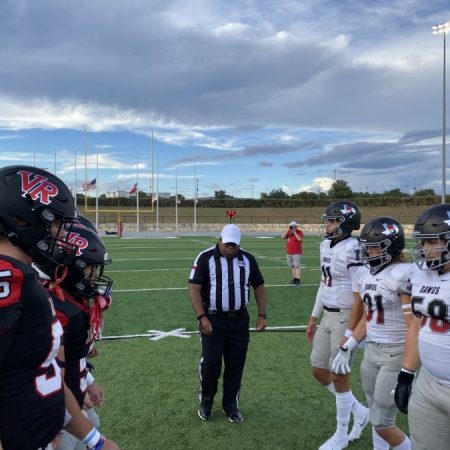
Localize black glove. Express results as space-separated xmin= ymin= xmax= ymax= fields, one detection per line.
xmin=394 ymin=369 xmax=415 ymax=414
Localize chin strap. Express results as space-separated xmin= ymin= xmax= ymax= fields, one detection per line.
xmin=46 ymin=266 xmax=69 ymax=300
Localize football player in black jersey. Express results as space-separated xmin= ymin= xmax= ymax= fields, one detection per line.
xmin=49 ymin=223 xmax=112 ymax=450
xmin=0 ymin=166 xmax=119 ymax=450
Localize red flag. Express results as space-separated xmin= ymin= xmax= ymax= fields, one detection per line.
xmin=129 ymin=182 xmax=137 ymax=195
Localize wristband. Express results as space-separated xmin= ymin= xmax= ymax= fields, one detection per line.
xmin=344 ymin=329 xmax=353 ymax=338
xmin=258 ymin=313 xmax=267 ymax=319
xmin=339 ymin=336 xmax=358 ymax=352
xmin=89 ymin=437 xmax=105 ymax=450
xmin=344 ymin=336 xmax=359 ymax=351
xmin=82 ymin=427 xmax=104 ymax=450
xmin=401 ymin=367 xmax=416 ymax=375
xmin=196 ymin=313 xmax=207 ymax=321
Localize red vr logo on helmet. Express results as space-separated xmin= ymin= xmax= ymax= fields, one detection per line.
xmin=18 ymin=170 xmax=59 ymax=205
xmin=382 ymin=223 xmax=399 ymax=236
xmin=340 ymin=205 xmax=355 ymax=216
xmin=67 ymin=232 xmax=89 ymax=256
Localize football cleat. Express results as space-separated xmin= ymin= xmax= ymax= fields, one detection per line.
xmin=348 ymin=406 xmax=369 ymax=442
xmin=318 ymin=432 xmax=348 ymax=450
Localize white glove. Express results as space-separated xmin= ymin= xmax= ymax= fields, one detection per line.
xmin=332 ymin=348 xmax=351 ymax=374
xmin=331 ymin=336 xmax=359 ymax=374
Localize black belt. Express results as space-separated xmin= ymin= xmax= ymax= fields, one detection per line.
xmin=208 ymin=308 xmax=245 ymax=317
xmin=324 ymin=306 xmax=340 ymax=312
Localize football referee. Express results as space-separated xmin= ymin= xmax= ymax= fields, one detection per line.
xmin=189 ymin=224 xmax=267 ymax=423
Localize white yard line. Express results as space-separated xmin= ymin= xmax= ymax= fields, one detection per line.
xmin=107 ymin=266 xmax=320 ymax=273
xmin=113 ymin=283 xmax=319 ymax=292
xmin=102 ymin=325 xmax=307 ymax=340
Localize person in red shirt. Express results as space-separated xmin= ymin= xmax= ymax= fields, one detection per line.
xmin=282 ymin=221 xmax=304 ymax=285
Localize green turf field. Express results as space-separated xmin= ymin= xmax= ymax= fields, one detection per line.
xmin=92 ymin=235 xmax=408 ymax=450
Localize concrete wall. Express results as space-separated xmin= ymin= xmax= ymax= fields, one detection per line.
xmin=98 ymin=223 xmax=415 ymax=237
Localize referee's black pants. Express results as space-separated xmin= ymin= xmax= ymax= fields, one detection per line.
xmin=199 ymin=310 xmax=250 ymax=410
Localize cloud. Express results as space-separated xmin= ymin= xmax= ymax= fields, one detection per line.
xmin=0 ymin=0 xmax=443 ymax=136
xmin=0 ymin=0 xmax=447 ymax=198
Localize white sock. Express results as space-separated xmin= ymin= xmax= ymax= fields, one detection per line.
xmin=335 ymin=391 xmax=353 ymax=437
xmin=326 ymin=383 xmax=336 ymax=395
xmin=393 ymin=435 xmax=411 ymax=450
xmin=350 ymin=391 xmax=366 ymax=418
xmin=372 ymin=427 xmax=389 ymax=450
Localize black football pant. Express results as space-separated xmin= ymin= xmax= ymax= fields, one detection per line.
xmin=199 ymin=310 xmax=250 ymax=410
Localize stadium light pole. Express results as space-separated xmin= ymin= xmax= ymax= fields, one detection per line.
xmin=433 ymin=20 xmax=450 ymax=204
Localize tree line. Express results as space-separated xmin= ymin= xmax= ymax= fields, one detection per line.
xmin=78 ymin=180 xmax=440 ymax=209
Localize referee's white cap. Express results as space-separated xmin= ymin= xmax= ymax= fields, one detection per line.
xmin=221 ymin=224 xmax=241 ymax=245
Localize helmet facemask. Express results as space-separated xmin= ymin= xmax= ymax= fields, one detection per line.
xmin=411 ymin=233 xmax=450 ymax=271
xmin=35 ymin=208 xmax=78 ymax=266
xmin=322 ymin=215 xmax=346 ymax=239
xmin=59 ymin=225 xmax=113 ymax=299
xmin=70 ymin=259 xmax=113 ymax=299
xmin=359 ymin=238 xmax=393 ymax=274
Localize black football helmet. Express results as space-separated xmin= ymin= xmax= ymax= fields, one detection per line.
xmin=322 ymin=200 xmax=361 ymax=240
xmin=0 ymin=165 xmax=77 ymax=266
xmin=359 ymin=217 xmax=405 ymax=274
xmin=411 ymin=204 xmax=450 ymax=270
xmin=60 ymin=224 xmax=113 ymax=298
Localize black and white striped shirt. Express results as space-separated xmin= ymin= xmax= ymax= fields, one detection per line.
xmin=189 ymin=245 xmax=264 ymax=312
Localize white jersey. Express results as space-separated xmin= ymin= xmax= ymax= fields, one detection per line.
xmin=354 ymin=263 xmax=411 ymax=344
xmin=319 ymin=237 xmax=362 ymax=309
xmin=409 ymin=264 xmax=450 ymax=387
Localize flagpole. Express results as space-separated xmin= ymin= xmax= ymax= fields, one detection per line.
xmin=151 ymin=131 xmax=154 ymax=212
xmin=74 ymin=150 xmax=77 ymax=204
xmin=194 ymin=163 xmax=197 ymax=232
xmin=156 ymin=152 xmax=159 ymax=233
xmin=95 ymin=145 xmax=99 ymax=229
xmin=136 ymin=147 xmax=140 ymax=233
xmin=84 ymin=126 xmax=88 ymax=212
xmin=175 ymin=168 xmax=178 ymax=233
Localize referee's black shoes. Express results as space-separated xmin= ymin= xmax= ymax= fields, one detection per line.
xmin=198 ymin=400 xmax=212 ymax=421
xmin=223 ymin=405 xmax=243 ymax=423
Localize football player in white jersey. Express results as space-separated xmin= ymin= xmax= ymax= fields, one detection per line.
xmin=306 ymin=201 xmax=369 ymax=450
xmin=332 ymin=217 xmax=412 ymax=450
xmin=394 ymin=204 xmax=450 ymax=450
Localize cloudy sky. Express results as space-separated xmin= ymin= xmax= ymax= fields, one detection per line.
xmin=0 ymin=0 xmax=448 ymax=198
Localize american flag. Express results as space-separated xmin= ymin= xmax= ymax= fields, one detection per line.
xmin=82 ymin=178 xmax=96 ymax=191
xmin=129 ymin=182 xmax=138 ymax=195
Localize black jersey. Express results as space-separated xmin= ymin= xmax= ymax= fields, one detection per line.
xmin=52 ymin=292 xmax=91 ymax=407
xmin=0 ymin=256 xmax=65 ymax=450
